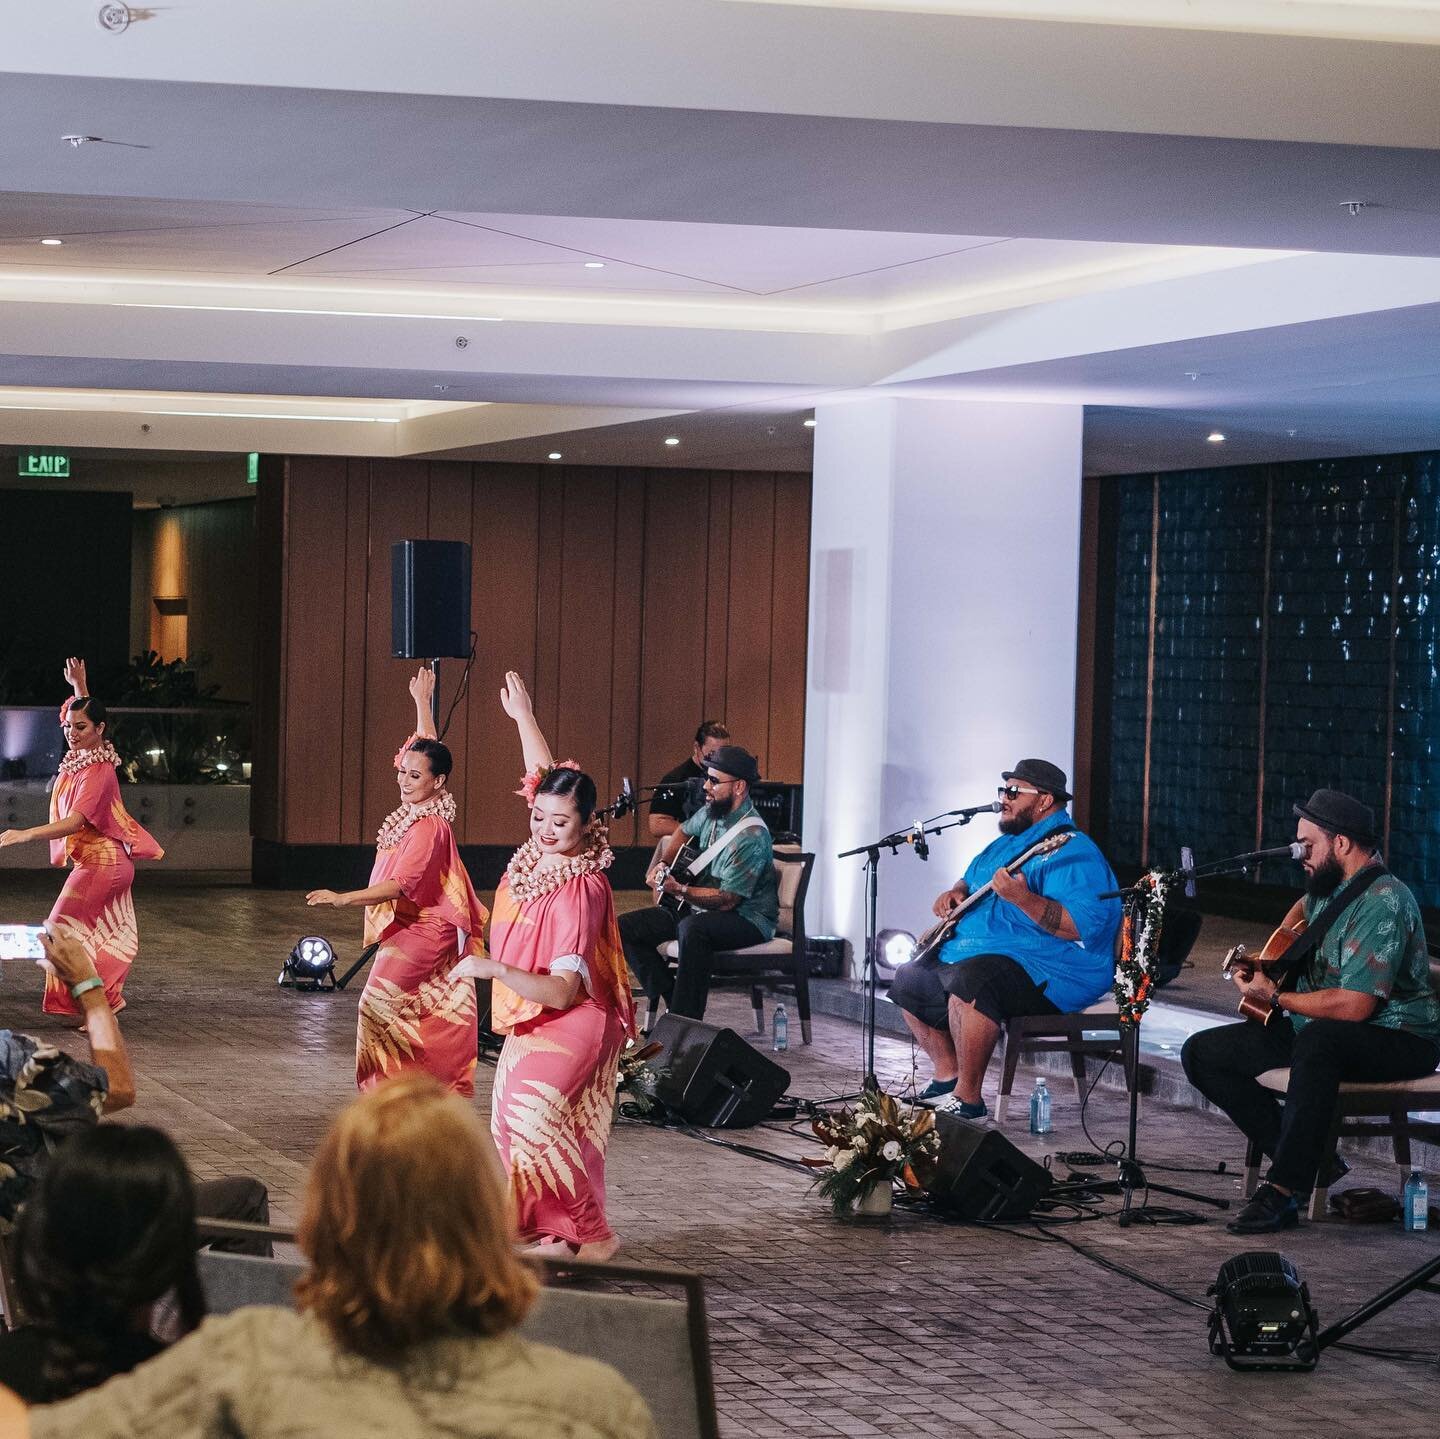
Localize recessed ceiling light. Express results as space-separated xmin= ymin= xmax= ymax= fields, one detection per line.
xmin=663 ymin=437 xmax=680 ymax=446
xmin=1206 ymin=432 xmax=1226 ymax=443
xmin=548 ymin=452 xmax=562 ymax=460
xmin=583 ymin=261 xmax=605 ymax=269
xmin=39 ymin=238 xmax=63 ymax=246
xmin=803 ymin=418 xmax=816 ymax=428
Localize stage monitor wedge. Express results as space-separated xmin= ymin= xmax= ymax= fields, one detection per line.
xmin=391 ymin=540 xmax=472 ymax=659
xmin=645 ymin=1014 xmax=790 ymax=1129
xmin=927 ymin=1111 xmax=1053 ymax=1221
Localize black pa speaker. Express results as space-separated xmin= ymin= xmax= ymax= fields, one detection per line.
xmin=927 ymin=1111 xmax=1052 ymax=1221
xmin=646 ymin=1014 xmax=790 ymax=1128
xmin=391 ymin=540 xmax=472 ymax=659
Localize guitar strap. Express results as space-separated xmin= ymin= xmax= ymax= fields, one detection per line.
xmin=1269 ymin=862 xmax=1386 ymax=992
xmin=687 ymin=814 xmax=768 ymax=881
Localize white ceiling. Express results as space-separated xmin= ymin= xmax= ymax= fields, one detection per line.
xmin=0 ymin=4 xmax=1438 ymax=479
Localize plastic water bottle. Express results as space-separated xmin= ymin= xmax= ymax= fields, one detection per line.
xmin=772 ymin=1003 xmax=789 ymax=1052
xmin=1403 ymin=1170 xmax=1428 ymax=1231
xmin=1029 ymin=1076 xmax=1052 ymax=1135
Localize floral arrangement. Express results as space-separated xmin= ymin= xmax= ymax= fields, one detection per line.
xmin=1115 ymin=869 xmax=1173 ymax=1025
xmin=805 ymin=1089 xmax=941 ymax=1215
xmin=616 ymin=1040 xmax=666 ymax=1118
xmin=515 ymin=759 xmax=583 ymax=807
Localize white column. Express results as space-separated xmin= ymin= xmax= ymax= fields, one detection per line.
xmin=802 ymin=395 xmax=1085 ymax=961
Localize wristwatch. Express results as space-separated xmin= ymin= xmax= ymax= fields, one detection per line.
xmin=1269 ymin=991 xmax=1285 ymax=1017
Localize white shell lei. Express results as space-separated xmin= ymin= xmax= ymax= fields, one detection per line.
xmin=375 ymin=791 xmax=458 ymax=850
xmin=504 ymin=820 xmax=614 ymax=903
xmin=58 ymin=741 xmax=121 ymax=776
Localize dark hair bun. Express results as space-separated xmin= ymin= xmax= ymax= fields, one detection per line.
xmin=535 ymin=766 xmax=596 ymax=824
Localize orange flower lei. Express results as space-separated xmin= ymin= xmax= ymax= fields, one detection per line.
xmin=58 ymin=741 xmax=121 ymax=776
xmin=375 ymin=791 xmax=457 ymax=851
xmin=504 ymin=818 xmax=613 ymax=903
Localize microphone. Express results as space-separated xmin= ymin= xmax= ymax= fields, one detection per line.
xmin=911 ymin=822 xmax=929 ymax=862
xmin=1242 ymin=842 xmax=1308 ymax=863
xmin=948 ymin=800 xmax=1003 ymax=818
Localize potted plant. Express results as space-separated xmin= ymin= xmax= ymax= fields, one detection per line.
xmin=807 ymin=1089 xmax=942 ymax=1217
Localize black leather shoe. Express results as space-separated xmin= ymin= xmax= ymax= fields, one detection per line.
xmin=1318 ymin=1153 xmax=1350 ymax=1188
xmin=1226 ymin=1183 xmax=1300 ymax=1234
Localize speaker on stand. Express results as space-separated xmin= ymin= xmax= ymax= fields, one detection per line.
xmin=391 ymin=539 xmax=473 ymax=730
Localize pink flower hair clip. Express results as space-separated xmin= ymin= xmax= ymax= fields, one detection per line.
xmin=515 ymin=759 xmax=582 ymax=807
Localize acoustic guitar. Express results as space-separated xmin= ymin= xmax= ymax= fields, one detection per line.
xmin=910 ymin=831 xmax=1075 ymax=966
xmin=653 ymin=838 xmax=703 ymax=916
xmin=1220 ymin=920 xmax=1309 ymax=1024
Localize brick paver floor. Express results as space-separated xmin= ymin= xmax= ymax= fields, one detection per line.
xmin=3 ymin=872 xmax=1436 ymax=1436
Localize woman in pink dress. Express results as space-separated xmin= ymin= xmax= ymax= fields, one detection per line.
xmin=0 ymin=658 xmax=162 ymax=1016
xmin=306 ymin=667 xmax=489 ymax=1097
xmin=451 ymin=672 xmax=635 ymax=1260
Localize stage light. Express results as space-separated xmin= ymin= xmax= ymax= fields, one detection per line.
xmin=1207 ymin=1251 xmax=1319 ymax=1371
xmin=279 ymin=935 xmax=337 ymax=991
xmin=875 ymin=928 xmax=916 ymax=975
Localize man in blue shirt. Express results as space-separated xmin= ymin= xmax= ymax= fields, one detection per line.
xmin=888 ymin=759 xmax=1121 ymax=1120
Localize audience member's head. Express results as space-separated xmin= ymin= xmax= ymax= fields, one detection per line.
xmin=296 ymin=1074 xmax=537 ymax=1359
xmin=15 ymin=1124 xmax=205 ymax=1399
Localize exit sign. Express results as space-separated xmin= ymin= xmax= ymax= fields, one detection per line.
xmin=18 ymin=449 xmax=70 ymax=479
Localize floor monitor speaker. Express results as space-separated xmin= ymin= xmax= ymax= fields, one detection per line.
xmin=646 ymin=1013 xmax=790 ymax=1128
xmin=391 ymin=540 xmax=472 ymax=659
xmin=928 ymin=1111 xmax=1052 ymax=1221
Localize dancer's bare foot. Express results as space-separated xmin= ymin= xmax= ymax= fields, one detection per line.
xmin=522 ymin=1237 xmax=577 ymax=1258
xmin=576 ymin=1235 xmax=620 ymax=1263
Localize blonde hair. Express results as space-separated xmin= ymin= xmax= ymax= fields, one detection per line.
xmin=296 ymin=1074 xmax=537 ymax=1358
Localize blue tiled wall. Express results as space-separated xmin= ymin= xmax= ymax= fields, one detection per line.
xmin=1105 ymin=451 xmax=1440 ymax=909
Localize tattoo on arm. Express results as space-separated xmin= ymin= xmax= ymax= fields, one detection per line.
xmin=1037 ymin=898 xmax=1065 ymax=935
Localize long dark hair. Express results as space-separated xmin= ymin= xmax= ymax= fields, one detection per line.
xmin=15 ymin=1125 xmax=206 ymax=1399
xmin=536 ymin=766 xmax=597 ymax=824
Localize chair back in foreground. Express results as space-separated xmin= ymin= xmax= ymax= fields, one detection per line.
xmin=196 ymin=1236 xmax=718 ymax=1439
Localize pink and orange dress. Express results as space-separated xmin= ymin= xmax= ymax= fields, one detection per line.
xmin=43 ymin=705 xmax=163 ymax=1016
xmin=489 ymin=776 xmax=635 ymax=1250
xmin=354 ymin=738 xmax=489 ymax=1097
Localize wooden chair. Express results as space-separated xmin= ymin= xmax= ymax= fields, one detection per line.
xmin=994 ymin=907 xmax=1203 ymax=1122
xmin=643 ymin=847 xmax=815 ymax=1044
xmin=1243 ymin=1068 xmax=1440 ymax=1220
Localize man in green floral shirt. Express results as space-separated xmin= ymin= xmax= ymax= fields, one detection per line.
xmin=621 ymin=745 xmax=778 ymax=1022
xmin=1183 ymin=789 xmax=1440 ymax=1234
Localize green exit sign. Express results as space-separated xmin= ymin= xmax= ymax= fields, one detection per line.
xmin=18 ymin=448 xmax=70 ymax=479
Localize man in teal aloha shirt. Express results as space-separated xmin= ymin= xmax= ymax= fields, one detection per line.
xmin=620 ymin=745 xmax=779 ymax=1022
xmin=1183 ymin=788 xmax=1440 ymax=1234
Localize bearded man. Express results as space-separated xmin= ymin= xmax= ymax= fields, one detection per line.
xmin=1182 ymin=788 xmax=1440 ymax=1234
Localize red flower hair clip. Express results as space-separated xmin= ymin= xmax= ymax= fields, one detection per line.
xmin=515 ymin=759 xmax=582 ymax=807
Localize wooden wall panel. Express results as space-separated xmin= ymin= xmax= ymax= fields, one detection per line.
xmin=280 ymin=457 xmax=350 ymax=843
xmin=260 ymin=460 xmax=811 ymax=848
xmin=467 ymin=466 xmax=541 ymax=845
xmin=338 ymin=462 xmax=371 ymax=842
xmin=725 ymin=472 xmax=778 ymax=770
xmin=640 ymin=472 xmax=710 ymax=795
xmin=767 ymin=474 xmax=811 ymax=782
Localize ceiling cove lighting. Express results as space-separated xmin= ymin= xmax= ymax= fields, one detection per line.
xmin=1207 ymin=432 xmax=1226 ymax=443
xmin=118 ymin=303 xmax=505 ymax=322
xmin=548 ymin=452 xmax=562 ymax=460
xmin=0 ymin=403 xmax=400 ymax=423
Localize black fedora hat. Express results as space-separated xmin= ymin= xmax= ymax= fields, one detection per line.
xmin=1293 ymin=788 xmax=1377 ymax=848
xmin=1002 ymin=758 xmax=1071 ymax=803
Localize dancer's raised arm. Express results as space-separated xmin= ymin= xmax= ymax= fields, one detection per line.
xmin=500 ymin=671 xmax=554 ymax=773
xmin=63 ymin=656 xmax=88 ymax=700
xmin=408 ymin=665 xmax=437 ymax=741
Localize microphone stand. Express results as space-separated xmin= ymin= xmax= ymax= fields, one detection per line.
xmin=1097 ymin=846 xmax=1301 ymax=1224
xmin=838 ymin=806 xmax=994 ymax=1094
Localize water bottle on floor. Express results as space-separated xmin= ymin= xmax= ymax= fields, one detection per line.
xmin=1029 ymin=1076 xmax=1052 ymax=1135
xmin=772 ymin=1002 xmax=789 ymax=1052
xmin=1403 ymin=1170 xmax=1428 ymax=1231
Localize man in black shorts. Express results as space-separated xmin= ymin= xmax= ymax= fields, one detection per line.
xmin=887 ymin=760 xmax=1121 ymax=1119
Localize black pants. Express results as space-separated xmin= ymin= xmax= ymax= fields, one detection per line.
xmin=1181 ymin=1017 xmax=1440 ymax=1194
xmin=619 ymin=905 xmax=765 ymax=1022
xmin=194 ymin=1176 xmax=272 ymax=1256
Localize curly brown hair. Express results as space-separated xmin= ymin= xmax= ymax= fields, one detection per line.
xmin=295 ymin=1074 xmax=537 ymax=1359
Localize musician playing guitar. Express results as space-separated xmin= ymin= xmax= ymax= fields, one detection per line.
xmin=888 ymin=760 xmax=1122 ymax=1120
xmin=1182 ymin=789 xmax=1440 ymax=1235
xmin=619 ymin=745 xmax=779 ymax=1025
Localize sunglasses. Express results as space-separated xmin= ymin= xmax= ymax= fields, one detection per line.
xmin=997 ymin=785 xmax=1042 ymax=800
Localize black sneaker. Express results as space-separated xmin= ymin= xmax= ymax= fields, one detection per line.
xmin=1226 ymin=1182 xmax=1300 ymax=1234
